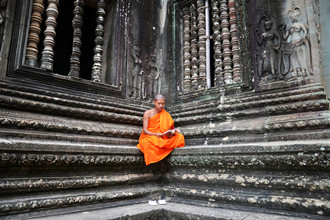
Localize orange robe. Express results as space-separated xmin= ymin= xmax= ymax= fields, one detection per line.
xmin=137 ymin=109 xmax=185 ymax=165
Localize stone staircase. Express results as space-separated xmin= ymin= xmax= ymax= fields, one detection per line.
xmin=0 ymin=80 xmax=329 ymax=219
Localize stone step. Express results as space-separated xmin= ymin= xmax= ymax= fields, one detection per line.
xmin=23 ymin=202 xmax=319 ymax=220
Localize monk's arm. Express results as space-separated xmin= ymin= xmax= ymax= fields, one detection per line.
xmin=142 ymin=111 xmax=163 ymax=137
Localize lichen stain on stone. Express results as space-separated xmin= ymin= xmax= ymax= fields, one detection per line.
xmin=235 ymin=176 xmax=245 ymax=183
xmin=190 ymin=189 xmax=197 ymax=194
xmin=197 ymin=175 xmax=208 ymax=182
xmin=248 ymin=197 xmax=257 ymax=204
xmin=181 ymin=174 xmax=196 ymax=180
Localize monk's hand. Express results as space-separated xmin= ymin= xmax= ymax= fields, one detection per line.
xmin=165 ymin=130 xmax=175 ymax=138
xmin=155 ymin=133 xmax=163 ymax=138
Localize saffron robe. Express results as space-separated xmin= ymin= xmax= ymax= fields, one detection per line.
xmin=137 ymin=109 xmax=185 ymax=165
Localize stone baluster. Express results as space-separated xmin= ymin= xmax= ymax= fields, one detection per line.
xmin=68 ymin=0 xmax=84 ymax=77
xmin=229 ymin=0 xmax=241 ymax=82
xmin=91 ymin=0 xmax=106 ymax=83
xmin=220 ymin=0 xmax=233 ymax=84
xmin=25 ymin=0 xmax=44 ymax=67
xmin=190 ymin=3 xmax=199 ymax=90
xmin=197 ymin=0 xmax=206 ymax=89
xmin=183 ymin=6 xmax=191 ymax=92
xmin=40 ymin=0 xmax=59 ymax=71
xmin=211 ymin=0 xmax=223 ymax=86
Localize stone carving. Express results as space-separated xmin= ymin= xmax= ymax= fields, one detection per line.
xmin=229 ymin=0 xmax=241 ymax=83
xmin=255 ymin=13 xmax=281 ymax=83
xmin=197 ymin=0 xmax=207 ymax=89
xmin=130 ymin=44 xmax=143 ymax=99
xmin=0 ymin=152 xmax=144 ymax=167
xmin=168 ymin=151 xmax=330 ymax=169
xmin=183 ymin=6 xmax=191 ymax=92
xmin=0 ymin=188 xmax=150 ymax=214
xmin=40 ymin=0 xmax=59 ymax=71
xmin=278 ymin=6 xmax=313 ymax=80
xmin=211 ymin=0 xmax=223 ymax=86
xmin=220 ymin=0 xmax=233 ymax=84
xmin=190 ymin=3 xmax=199 ymax=90
xmin=68 ymin=0 xmax=84 ymax=77
xmin=0 ymin=173 xmax=156 ymax=191
xmin=91 ymin=0 xmax=105 ymax=83
xmin=25 ymin=0 xmax=44 ymax=67
xmin=144 ymin=53 xmax=160 ymax=100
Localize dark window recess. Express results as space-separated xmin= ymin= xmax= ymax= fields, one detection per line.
xmin=53 ymin=0 xmax=74 ymax=76
xmin=52 ymin=0 xmax=96 ymax=80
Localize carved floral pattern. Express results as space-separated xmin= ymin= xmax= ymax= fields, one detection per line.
xmin=0 ymin=153 xmax=144 ymax=167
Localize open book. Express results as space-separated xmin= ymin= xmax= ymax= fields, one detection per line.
xmin=162 ymin=129 xmax=181 ymax=136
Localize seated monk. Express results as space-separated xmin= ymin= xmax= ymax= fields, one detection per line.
xmin=137 ymin=94 xmax=185 ymax=166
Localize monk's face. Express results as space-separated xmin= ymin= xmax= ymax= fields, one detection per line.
xmin=153 ymin=98 xmax=165 ymax=112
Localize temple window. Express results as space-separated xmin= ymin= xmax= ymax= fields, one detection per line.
xmin=178 ymin=0 xmax=243 ymax=93
xmin=24 ymin=0 xmax=104 ymax=82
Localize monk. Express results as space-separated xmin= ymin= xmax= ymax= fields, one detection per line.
xmin=137 ymin=94 xmax=185 ymax=166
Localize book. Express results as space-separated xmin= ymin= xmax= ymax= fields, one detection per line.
xmin=162 ymin=129 xmax=181 ymax=137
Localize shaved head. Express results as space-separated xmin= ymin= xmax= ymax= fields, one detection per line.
xmin=154 ymin=94 xmax=165 ymax=101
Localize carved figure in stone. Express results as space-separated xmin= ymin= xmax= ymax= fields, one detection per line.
xmin=130 ymin=44 xmax=143 ymax=99
xmin=0 ymin=0 xmax=7 ymax=52
xmin=255 ymin=17 xmax=280 ymax=83
xmin=279 ymin=6 xmax=313 ymax=80
xmin=145 ymin=53 xmax=160 ymax=100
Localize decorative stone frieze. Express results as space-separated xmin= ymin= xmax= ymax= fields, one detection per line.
xmin=168 ymin=145 xmax=330 ymax=169
xmin=0 ymin=187 xmax=158 ymax=215
xmin=0 ymin=152 xmax=144 ymax=167
xmin=0 ymin=173 xmax=158 ymax=192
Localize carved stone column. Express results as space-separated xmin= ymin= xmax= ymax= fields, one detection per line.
xmin=229 ymin=0 xmax=241 ymax=82
xmin=220 ymin=0 xmax=233 ymax=84
xmin=68 ymin=0 xmax=84 ymax=77
xmin=40 ymin=0 xmax=59 ymax=71
xmin=91 ymin=0 xmax=106 ymax=83
xmin=197 ymin=0 xmax=206 ymax=89
xmin=183 ymin=6 xmax=191 ymax=92
xmin=25 ymin=0 xmax=44 ymax=67
xmin=211 ymin=0 xmax=223 ymax=86
xmin=190 ymin=3 xmax=199 ymax=90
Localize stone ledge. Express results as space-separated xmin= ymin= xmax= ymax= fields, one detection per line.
xmin=0 ymin=80 xmax=149 ymax=113
xmin=0 ymin=184 xmax=161 ymax=217
xmin=0 ymin=95 xmax=143 ymax=125
xmin=24 ymin=202 xmax=314 ymax=220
